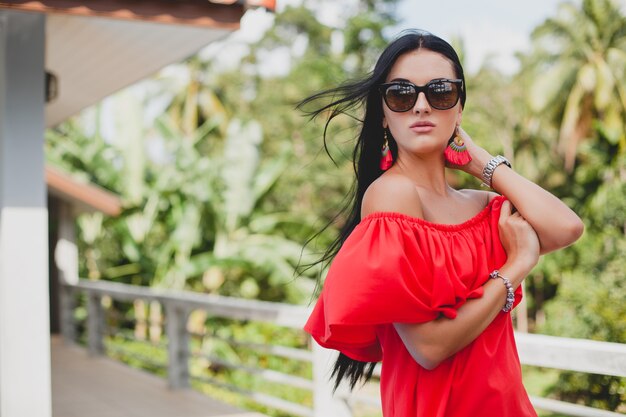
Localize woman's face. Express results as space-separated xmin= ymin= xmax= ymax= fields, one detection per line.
xmin=382 ymin=49 xmax=462 ymax=160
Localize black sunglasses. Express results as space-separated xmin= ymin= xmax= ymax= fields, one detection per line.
xmin=379 ymin=78 xmax=464 ymax=112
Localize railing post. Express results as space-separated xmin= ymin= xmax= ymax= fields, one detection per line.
xmin=59 ymin=284 xmax=76 ymax=343
xmin=87 ymin=292 xmax=105 ymax=355
xmin=312 ymin=341 xmax=353 ymax=417
xmin=166 ymin=303 xmax=190 ymax=389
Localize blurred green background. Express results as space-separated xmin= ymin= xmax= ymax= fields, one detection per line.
xmin=48 ymin=0 xmax=626 ymax=413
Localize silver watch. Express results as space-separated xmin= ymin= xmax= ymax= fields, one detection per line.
xmin=481 ymin=155 xmax=511 ymax=189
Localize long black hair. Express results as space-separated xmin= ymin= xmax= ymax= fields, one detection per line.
xmin=298 ymin=30 xmax=467 ymax=393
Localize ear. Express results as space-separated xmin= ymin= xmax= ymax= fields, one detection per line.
xmin=456 ymin=106 xmax=463 ymax=126
xmin=382 ymin=117 xmax=388 ymax=129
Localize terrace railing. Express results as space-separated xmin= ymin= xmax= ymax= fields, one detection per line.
xmin=60 ymin=279 xmax=626 ymax=417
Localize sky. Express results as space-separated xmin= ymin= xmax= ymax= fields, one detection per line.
xmin=394 ymin=0 xmax=567 ymax=74
xmin=236 ymin=0 xmax=575 ymax=75
xmin=130 ymin=0 xmax=626 ymax=89
xmin=97 ymin=0 xmax=626 ymax=152
xmin=269 ymin=0 xmax=624 ymax=75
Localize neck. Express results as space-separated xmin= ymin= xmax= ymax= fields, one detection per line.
xmin=391 ymin=150 xmax=452 ymax=197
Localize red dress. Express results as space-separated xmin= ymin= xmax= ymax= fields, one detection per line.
xmin=304 ymin=195 xmax=537 ymax=417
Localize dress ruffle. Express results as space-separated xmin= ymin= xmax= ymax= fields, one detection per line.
xmin=304 ymin=195 xmax=535 ymax=417
xmin=304 ymin=194 xmax=522 ymax=361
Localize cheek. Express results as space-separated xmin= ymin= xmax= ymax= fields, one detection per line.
xmin=441 ymin=110 xmax=461 ymax=130
xmin=383 ymin=110 xmax=404 ymax=132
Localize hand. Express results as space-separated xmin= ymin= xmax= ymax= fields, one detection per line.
xmin=497 ymin=200 xmax=540 ymax=286
xmin=445 ymin=127 xmax=494 ymax=179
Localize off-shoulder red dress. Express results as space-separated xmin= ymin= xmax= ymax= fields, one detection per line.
xmin=304 ymin=195 xmax=537 ymax=417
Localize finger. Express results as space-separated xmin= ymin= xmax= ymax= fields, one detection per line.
xmin=499 ymin=200 xmax=511 ymax=223
xmin=501 ymin=200 xmax=511 ymax=215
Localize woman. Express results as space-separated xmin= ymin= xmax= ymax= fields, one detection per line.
xmin=301 ymin=30 xmax=584 ymax=417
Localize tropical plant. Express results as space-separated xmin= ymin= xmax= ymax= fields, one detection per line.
xmin=522 ymin=0 xmax=626 ymax=171
xmin=515 ymin=0 xmax=626 ymax=410
xmin=48 ymin=77 xmax=316 ymax=304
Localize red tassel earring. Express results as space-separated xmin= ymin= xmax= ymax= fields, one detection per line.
xmin=380 ymin=129 xmax=393 ymax=170
xmin=444 ymin=127 xmax=472 ymax=166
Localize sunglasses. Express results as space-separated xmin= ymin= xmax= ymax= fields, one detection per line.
xmin=379 ymin=78 xmax=464 ymax=112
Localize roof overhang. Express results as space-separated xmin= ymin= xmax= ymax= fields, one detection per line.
xmin=0 ymin=0 xmax=275 ymax=127
xmin=43 ymin=13 xmax=235 ymax=127
xmin=0 ymin=0 xmax=248 ymax=27
xmin=46 ymin=165 xmax=122 ymax=216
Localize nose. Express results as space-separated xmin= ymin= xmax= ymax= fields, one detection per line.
xmin=413 ymin=91 xmax=431 ymax=113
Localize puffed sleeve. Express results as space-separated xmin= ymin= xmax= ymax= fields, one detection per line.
xmin=304 ymin=214 xmax=483 ymax=362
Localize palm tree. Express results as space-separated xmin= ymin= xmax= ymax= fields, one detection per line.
xmin=522 ymin=0 xmax=626 ymax=171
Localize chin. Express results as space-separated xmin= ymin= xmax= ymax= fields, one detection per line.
xmin=399 ymin=137 xmax=445 ymax=154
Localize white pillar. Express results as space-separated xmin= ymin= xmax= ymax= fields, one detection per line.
xmin=0 ymin=11 xmax=51 ymax=417
xmin=55 ymin=201 xmax=79 ymax=286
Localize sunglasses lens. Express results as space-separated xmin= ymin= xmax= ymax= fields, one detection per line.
xmin=384 ymin=84 xmax=416 ymax=111
xmin=427 ymin=80 xmax=460 ymax=109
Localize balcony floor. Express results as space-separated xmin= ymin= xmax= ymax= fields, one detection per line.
xmin=51 ymin=336 xmax=267 ymax=417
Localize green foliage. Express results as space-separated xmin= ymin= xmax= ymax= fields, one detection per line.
xmin=106 ymin=334 xmax=169 ymax=377
xmin=208 ymin=2 xmax=403 ymax=279
xmin=546 ymin=373 xmax=625 ymax=412
xmin=518 ymin=1 xmax=626 ymax=409
xmin=521 ymin=0 xmax=626 ymax=171
xmin=46 ymin=0 xmax=626 ymax=413
xmin=102 ymin=317 xmax=313 ymax=417
xmin=537 ymin=162 xmax=626 ymax=410
xmin=48 ymin=84 xmax=317 ymax=304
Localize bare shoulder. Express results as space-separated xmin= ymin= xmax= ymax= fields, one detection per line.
xmin=361 ymin=174 xmax=424 ymax=219
xmin=459 ymin=188 xmax=500 ymax=206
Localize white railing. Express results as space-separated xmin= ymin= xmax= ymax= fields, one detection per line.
xmin=60 ymin=279 xmax=626 ymax=417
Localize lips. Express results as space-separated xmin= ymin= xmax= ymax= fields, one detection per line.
xmin=410 ymin=120 xmax=435 ymax=133
xmin=410 ymin=121 xmax=435 ymax=128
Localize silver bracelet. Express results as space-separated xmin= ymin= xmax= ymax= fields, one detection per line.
xmin=481 ymin=155 xmax=511 ymax=189
xmin=489 ymin=270 xmax=515 ymax=313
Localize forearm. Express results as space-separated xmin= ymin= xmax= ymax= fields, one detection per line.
xmin=490 ymin=164 xmax=584 ymax=253
xmin=394 ymin=262 xmax=526 ymax=370
xmin=463 ymin=141 xmax=584 ymax=254
xmin=458 ymin=128 xmax=584 ymax=252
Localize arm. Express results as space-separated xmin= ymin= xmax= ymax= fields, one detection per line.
xmin=394 ymin=261 xmax=528 ymax=370
xmin=363 ymin=178 xmax=540 ymax=370
xmin=456 ymin=127 xmax=584 ymax=255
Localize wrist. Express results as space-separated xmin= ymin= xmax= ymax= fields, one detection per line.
xmin=498 ymin=261 xmax=532 ymax=288
xmin=469 ymin=151 xmax=494 ymax=178
xmin=488 ymin=270 xmax=515 ymax=312
xmin=480 ymin=155 xmax=512 ymax=189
